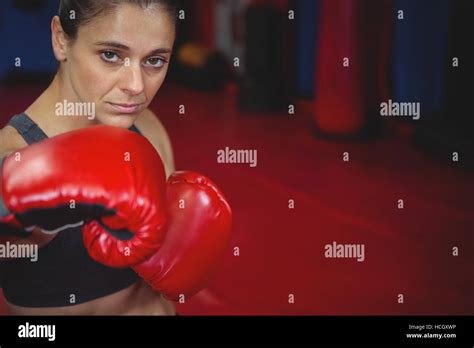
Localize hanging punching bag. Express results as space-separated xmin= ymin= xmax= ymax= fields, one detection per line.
xmin=189 ymin=0 xmax=215 ymax=49
xmin=238 ymin=1 xmax=289 ymax=112
xmin=414 ymin=0 xmax=474 ymax=167
xmin=444 ymin=0 xmax=474 ymax=145
xmin=313 ymin=0 xmax=392 ymax=137
xmin=392 ymin=0 xmax=450 ymax=120
xmin=295 ymin=0 xmax=319 ymax=97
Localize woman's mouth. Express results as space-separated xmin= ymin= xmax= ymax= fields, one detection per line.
xmin=107 ymin=102 xmax=142 ymax=114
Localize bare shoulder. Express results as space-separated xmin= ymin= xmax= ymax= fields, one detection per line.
xmin=135 ymin=109 xmax=175 ymax=177
xmin=0 ymin=125 xmax=27 ymax=159
xmin=0 ymin=125 xmax=56 ymax=243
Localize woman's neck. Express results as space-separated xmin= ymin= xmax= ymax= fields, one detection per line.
xmin=24 ymin=72 xmax=98 ymax=138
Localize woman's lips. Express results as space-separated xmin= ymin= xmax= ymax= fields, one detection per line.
xmin=107 ymin=102 xmax=142 ymax=114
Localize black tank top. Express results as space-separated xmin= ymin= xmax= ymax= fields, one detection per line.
xmin=0 ymin=113 xmax=141 ymax=307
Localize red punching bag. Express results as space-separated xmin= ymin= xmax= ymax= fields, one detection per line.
xmin=189 ymin=0 xmax=215 ymax=49
xmin=313 ymin=0 xmax=392 ymax=136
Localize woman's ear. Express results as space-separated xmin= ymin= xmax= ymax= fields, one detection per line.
xmin=51 ymin=16 xmax=69 ymax=62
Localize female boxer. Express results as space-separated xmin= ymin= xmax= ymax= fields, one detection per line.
xmin=0 ymin=0 xmax=187 ymax=315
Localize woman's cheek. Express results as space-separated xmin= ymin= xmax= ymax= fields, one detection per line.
xmin=81 ymin=59 xmax=107 ymax=85
xmin=77 ymin=59 xmax=111 ymax=99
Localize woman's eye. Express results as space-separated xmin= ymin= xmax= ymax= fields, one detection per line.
xmin=101 ymin=51 xmax=119 ymax=63
xmin=146 ymin=57 xmax=165 ymax=68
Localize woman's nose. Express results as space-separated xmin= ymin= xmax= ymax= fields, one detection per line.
xmin=119 ymin=62 xmax=145 ymax=95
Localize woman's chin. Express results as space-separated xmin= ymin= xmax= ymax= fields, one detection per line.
xmin=96 ymin=113 xmax=138 ymax=129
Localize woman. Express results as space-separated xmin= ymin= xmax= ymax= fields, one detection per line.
xmin=0 ymin=0 xmax=179 ymax=315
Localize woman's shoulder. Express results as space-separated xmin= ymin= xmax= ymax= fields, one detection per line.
xmin=0 ymin=124 xmax=57 ymax=245
xmin=0 ymin=124 xmax=28 ymax=159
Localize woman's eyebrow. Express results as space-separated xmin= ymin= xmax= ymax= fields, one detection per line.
xmin=94 ymin=41 xmax=172 ymax=55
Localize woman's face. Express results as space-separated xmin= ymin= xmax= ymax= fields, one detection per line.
xmin=61 ymin=4 xmax=175 ymax=128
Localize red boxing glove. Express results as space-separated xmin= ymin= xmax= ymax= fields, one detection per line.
xmin=0 ymin=125 xmax=167 ymax=268
xmin=133 ymin=171 xmax=232 ymax=301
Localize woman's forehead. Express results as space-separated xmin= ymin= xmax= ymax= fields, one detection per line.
xmin=77 ymin=4 xmax=175 ymax=49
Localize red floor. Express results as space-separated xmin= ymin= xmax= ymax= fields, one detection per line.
xmin=0 ymin=83 xmax=472 ymax=315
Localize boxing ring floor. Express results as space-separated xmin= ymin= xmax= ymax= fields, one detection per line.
xmin=0 ymin=83 xmax=471 ymax=315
